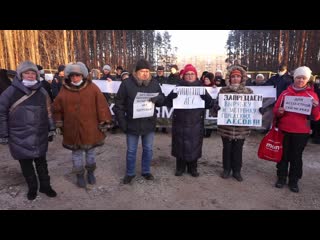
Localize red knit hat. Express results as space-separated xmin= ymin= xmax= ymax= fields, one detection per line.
xmin=183 ymin=64 xmax=197 ymax=78
xmin=230 ymin=69 xmax=242 ymax=77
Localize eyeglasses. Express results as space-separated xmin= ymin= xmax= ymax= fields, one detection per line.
xmin=184 ymin=73 xmax=195 ymax=76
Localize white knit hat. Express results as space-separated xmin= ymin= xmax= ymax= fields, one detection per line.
xmin=103 ymin=64 xmax=112 ymax=71
xmin=294 ymin=66 xmax=312 ymax=80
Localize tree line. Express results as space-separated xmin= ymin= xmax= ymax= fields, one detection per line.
xmin=0 ymin=30 xmax=176 ymax=72
xmin=226 ymin=30 xmax=320 ymax=74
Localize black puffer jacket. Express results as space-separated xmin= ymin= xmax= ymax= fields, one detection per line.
xmin=0 ymin=76 xmax=55 ymax=160
xmin=112 ymin=74 xmax=165 ymax=135
xmin=165 ymin=79 xmax=214 ymax=161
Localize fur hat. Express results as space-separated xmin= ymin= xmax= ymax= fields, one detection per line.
xmin=64 ymin=62 xmax=89 ymax=78
xmin=225 ymin=65 xmax=247 ymax=86
xmin=135 ymin=59 xmax=151 ymax=72
xmin=183 ymin=64 xmax=197 ymax=78
xmin=294 ymin=66 xmax=312 ymax=80
xmin=16 ymin=60 xmax=40 ymax=80
xmin=103 ymin=64 xmax=112 ymax=71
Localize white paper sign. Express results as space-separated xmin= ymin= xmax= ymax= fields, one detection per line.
xmin=173 ymin=87 xmax=205 ymax=109
xmin=92 ymin=80 xmax=121 ymax=93
xmin=284 ymin=96 xmax=312 ymax=115
xmin=161 ymin=84 xmax=176 ymax=96
xmin=217 ymin=94 xmax=263 ymax=126
xmin=133 ymin=92 xmax=159 ymax=119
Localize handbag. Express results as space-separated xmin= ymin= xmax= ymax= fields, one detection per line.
xmin=257 ymin=121 xmax=284 ymax=163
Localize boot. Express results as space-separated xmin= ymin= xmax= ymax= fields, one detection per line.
xmin=175 ymin=158 xmax=186 ymax=176
xmin=85 ymin=164 xmax=96 ymax=185
xmin=220 ymin=169 xmax=231 ymax=179
xmin=288 ymin=179 xmax=299 ymax=193
xmin=123 ymin=175 xmax=135 ymax=184
xmin=76 ymin=174 xmax=86 ymax=188
xmin=232 ymin=172 xmax=243 ymax=182
xmin=25 ymin=175 xmax=38 ymax=200
xmin=275 ymin=177 xmax=287 ymax=188
xmin=189 ymin=161 xmax=199 ymax=177
xmin=35 ymin=157 xmax=57 ymax=197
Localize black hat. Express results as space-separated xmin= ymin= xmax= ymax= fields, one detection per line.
xmin=58 ymin=65 xmax=65 ymax=73
xmin=135 ymin=59 xmax=151 ymax=72
xmin=157 ymin=66 xmax=164 ymax=71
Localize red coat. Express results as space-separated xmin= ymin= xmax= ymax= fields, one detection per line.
xmin=273 ymin=85 xmax=320 ymax=134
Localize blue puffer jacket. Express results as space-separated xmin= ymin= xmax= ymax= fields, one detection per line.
xmin=0 ymin=76 xmax=55 ymax=160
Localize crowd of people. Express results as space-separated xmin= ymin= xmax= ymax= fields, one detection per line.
xmin=0 ymin=58 xmax=320 ymax=201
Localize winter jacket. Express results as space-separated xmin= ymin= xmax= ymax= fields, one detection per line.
xmin=165 ymin=79 xmax=214 ymax=161
xmin=0 ymin=77 xmax=55 ymax=160
xmin=265 ymin=73 xmax=293 ymax=98
xmin=53 ymin=79 xmax=112 ymax=150
xmin=112 ymin=73 xmax=165 ymax=135
xmin=273 ymin=85 xmax=320 ymax=134
xmin=217 ymin=85 xmax=253 ymax=140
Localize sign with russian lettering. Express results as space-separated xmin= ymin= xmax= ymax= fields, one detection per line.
xmin=283 ymin=96 xmax=312 ymax=115
xmin=173 ymin=87 xmax=206 ymax=109
xmin=217 ymin=94 xmax=263 ymax=126
xmin=133 ymin=92 xmax=159 ymax=119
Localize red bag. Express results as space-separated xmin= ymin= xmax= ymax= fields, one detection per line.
xmin=258 ymin=126 xmax=284 ymax=162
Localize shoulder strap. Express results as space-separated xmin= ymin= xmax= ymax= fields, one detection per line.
xmin=9 ymin=90 xmax=37 ymax=113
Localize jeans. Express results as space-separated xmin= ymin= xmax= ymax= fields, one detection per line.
xmin=221 ymin=137 xmax=245 ymax=173
xmin=126 ymin=132 xmax=154 ymax=176
xmin=72 ymin=148 xmax=96 ymax=171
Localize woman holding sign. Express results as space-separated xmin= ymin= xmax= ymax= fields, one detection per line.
xmin=214 ymin=66 xmax=253 ymax=182
xmin=165 ymin=64 xmax=214 ymax=177
xmin=273 ymin=66 xmax=320 ymax=193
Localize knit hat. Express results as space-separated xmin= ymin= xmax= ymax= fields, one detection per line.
xmin=230 ymin=69 xmax=242 ymax=77
xmin=215 ymin=70 xmax=222 ymax=74
xmin=294 ymin=66 xmax=312 ymax=80
xmin=103 ymin=64 xmax=112 ymax=71
xmin=121 ymin=70 xmax=129 ymax=77
xmin=135 ymin=59 xmax=151 ymax=72
xmin=256 ymin=74 xmax=265 ymax=80
xmin=205 ymin=72 xmax=214 ymax=81
xmin=183 ymin=64 xmax=197 ymax=78
xmin=16 ymin=60 xmax=40 ymax=80
xmin=157 ymin=66 xmax=164 ymax=71
xmin=64 ymin=61 xmax=89 ymax=78
xmin=58 ymin=65 xmax=65 ymax=73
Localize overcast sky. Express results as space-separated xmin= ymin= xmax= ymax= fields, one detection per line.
xmin=157 ymin=30 xmax=230 ymax=57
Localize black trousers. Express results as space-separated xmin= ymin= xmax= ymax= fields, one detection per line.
xmin=276 ymin=132 xmax=309 ymax=181
xmin=221 ymin=137 xmax=245 ymax=173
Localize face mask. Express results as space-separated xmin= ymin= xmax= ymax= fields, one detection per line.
xmin=22 ymin=79 xmax=38 ymax=87
xmin=71 ymin=80 xmax=83 ymax=86
xmin=278 ymin=71 xmax=286 ymax=76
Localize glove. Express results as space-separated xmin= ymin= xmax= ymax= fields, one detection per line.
xmin=149 ymin=95 xmax=160 ymax=104
xmin=259 ymin=107 xmax=266 ymax=115
xmin=98 ymin=122 xmax=112 ymax=134
xmin=48 ymin=131 xmax=56 ymax=142
xmin=200 ymin=94 xmax=206 ymax=100
xmin=213 ymin=104 xmax=221 ymax=112
xmin=169 ymin=92 xmax=178 ymax=100
xmin=0 ymin=137 xmax=8 ymax=145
